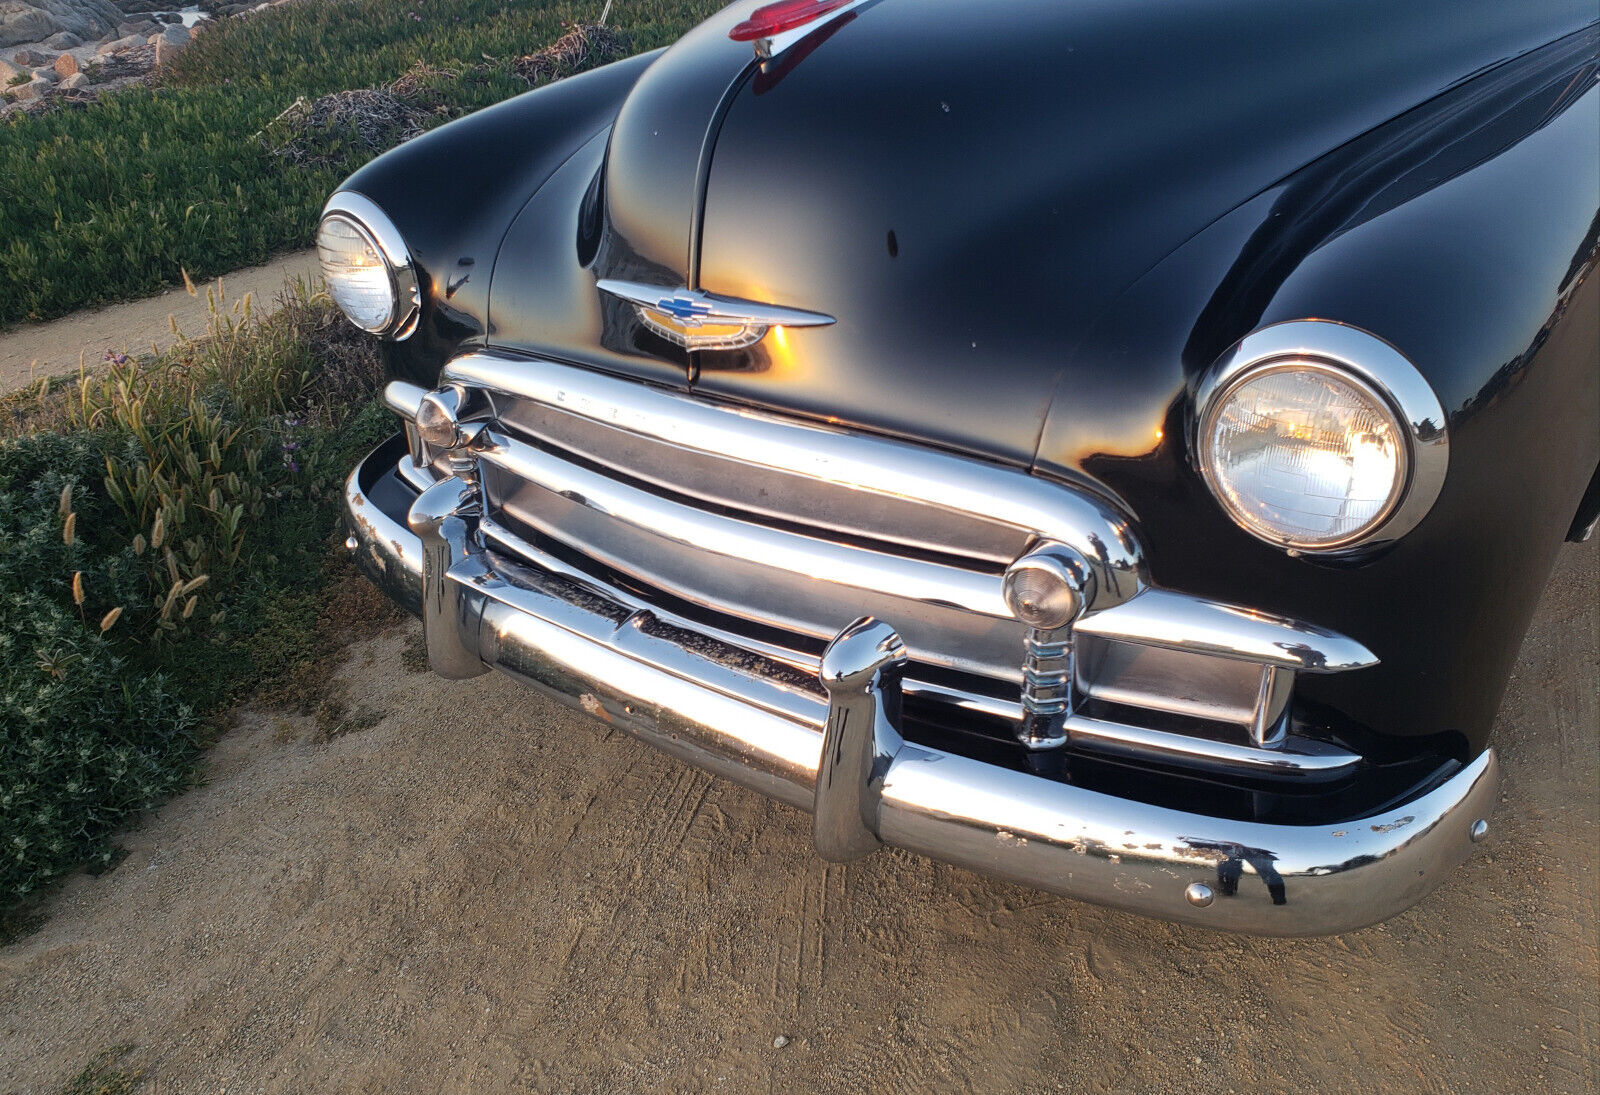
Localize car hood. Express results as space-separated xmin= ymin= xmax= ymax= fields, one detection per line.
xmin=508 ymin=0 xmax=1592 ymax=466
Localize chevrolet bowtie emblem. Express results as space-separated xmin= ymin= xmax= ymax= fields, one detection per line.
xmin=598 ymin=279 xmax=834 ymax=351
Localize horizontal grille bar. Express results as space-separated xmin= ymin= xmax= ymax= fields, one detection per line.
xmin=476 ymin=429 xmax=1009 ymax=618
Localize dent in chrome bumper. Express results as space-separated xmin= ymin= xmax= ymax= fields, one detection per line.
xmin=344 ymin=435 xmax=1498 ymax=936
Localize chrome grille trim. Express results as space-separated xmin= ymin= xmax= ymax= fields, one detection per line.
xmin=383 ymin=357 xmax=1382 ymax=780
xmin=443 ymin=351 xmax=1147 ymax=607
xmin=1075 ymin=589 xmax=1379 ymax=673
xmin=475 ymin=428 xmax=1009 ymax=619
xmin=479 ymin=512 xmax=1026 ymax=721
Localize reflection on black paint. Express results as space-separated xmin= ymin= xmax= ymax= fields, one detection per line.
xmin=1182 ymin=32 xmax=1599 ymax=376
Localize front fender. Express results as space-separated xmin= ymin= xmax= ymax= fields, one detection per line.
xmin=332 ymin=50 xmax=661 ymax=386
xmin=1037 ymin=26 xmax=1600 ymax=755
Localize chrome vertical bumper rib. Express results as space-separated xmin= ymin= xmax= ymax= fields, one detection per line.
xmin=344 ymin=440 xmax=1498 ymax=936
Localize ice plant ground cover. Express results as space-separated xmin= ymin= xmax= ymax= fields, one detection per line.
xmin=0 ymin=0 xmax=720 ymax=326
xmin=0 ymin=280 xmax=396 ymax=924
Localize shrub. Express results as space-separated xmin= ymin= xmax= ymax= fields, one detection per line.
xmin=0 ymin=285 xmax=392 ymax=913
xmin=0 ymin=432 xmax=199 ymax=903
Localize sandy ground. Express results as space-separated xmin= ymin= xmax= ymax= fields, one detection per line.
xmin=0 ymin=251 xmax=318 ymax=395
xmin=0 ymin=540 xmax=1594 ymax=1093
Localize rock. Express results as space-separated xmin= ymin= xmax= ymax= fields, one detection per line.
xmin=41 ymin=28 xmax=77 ymax=46
xmin=11 ymin=46 xmax=48 ymax=64
xmin=154 ymin=11 xmax=178 ymax=22
xmin=51 ymin=48 xmax=73 ymax=75
xmin=95 ymin=32 xmax=144 ymax=53
xmin=5 ymin=73 xmax=49 ymax=98
xmin=0 ymin=0 xmax=121 ymax=49
xmin=30 ymin=62 xmax=55 ymax=80
xmin=57 ymin=68 xmax=84 ymax=88
xmin=116 ymin=18 xmax=157 ymax=36
xmin=0 ymin=6 xmax=52 ymax=46
xmin=0 ymin=55 xmax=20 ymax=82
xmin=153 ymin=21 xmax=184 ymax=62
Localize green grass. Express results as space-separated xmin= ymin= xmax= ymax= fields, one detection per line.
xmin=0 ymin=0 xmax=721 ymax=327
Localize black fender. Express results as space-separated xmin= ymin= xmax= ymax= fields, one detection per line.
xmin=1037 ymin=26 xmax=1600 ymax=757
xmin=332 ymin=50 xmax=661 ymax=387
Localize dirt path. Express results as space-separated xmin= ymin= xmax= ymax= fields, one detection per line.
xmin=0 ymin=252 xmax=319 ymax=395
xmin=1 ymin=542 xmax=1595 ymax=1094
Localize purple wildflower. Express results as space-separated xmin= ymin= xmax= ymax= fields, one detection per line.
xmin=285 ymin=459 xmax=301 ymax=475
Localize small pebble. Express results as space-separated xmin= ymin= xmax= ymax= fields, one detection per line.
xmin=772 ymin=1035 xmax=790 ymax=1049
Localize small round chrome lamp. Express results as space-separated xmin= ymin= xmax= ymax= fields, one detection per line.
xmin=1002 ymin=543 xmax=1096 ymax=757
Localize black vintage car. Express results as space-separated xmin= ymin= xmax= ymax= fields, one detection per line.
xmin=323 ymin=0 xmax=1600 ymax=935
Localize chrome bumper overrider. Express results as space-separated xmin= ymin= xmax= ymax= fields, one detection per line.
xmin=345 ymin=435 xmax=1497 ymax=936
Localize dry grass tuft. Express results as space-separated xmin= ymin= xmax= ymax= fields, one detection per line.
xmin=512 ymin=23 xmax=630 ymax=85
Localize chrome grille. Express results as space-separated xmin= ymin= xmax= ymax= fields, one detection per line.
xmin=387 ymin=354 xmax=1381 ymax=782
xmin=440 ymin=352 xmax=1145 ymax=686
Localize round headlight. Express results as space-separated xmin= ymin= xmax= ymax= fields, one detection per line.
xmin=317 ymin=192 xmax=417 ymax=339
xmin=1195 ymin=322 xmax=1448 ymax=554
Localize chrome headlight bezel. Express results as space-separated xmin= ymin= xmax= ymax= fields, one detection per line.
xmin=317 ymin=191 xmax=419 ymax=340
xmin=1192 ymin=320 xmax=1449 ymax=556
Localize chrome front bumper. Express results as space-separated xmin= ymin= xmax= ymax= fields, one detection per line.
xmin=345 ymin=435 xmax=1497 ymax=936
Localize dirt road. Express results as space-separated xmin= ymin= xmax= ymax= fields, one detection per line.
xmin=0 ymin=252 xmax=320 ymax=395
xmin=1 ymin=542 xmax=1594 ymax=1093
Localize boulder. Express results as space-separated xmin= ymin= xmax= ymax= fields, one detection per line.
xmin=29 ymin=62 xmax=54 ymax=80
xmin=154 ymin=11 xmax=178 ymax=22
xmin=0 ymin=0 xmax=121 ymax=49
xmin=51 ymin=48 xmax=73 ymax=74
xmin=0 ymin=6 xmax=52 ymax=47
xmin=95 ymin=32 xmax=144 ymax=53
xmin=56 ymin=68 xmax=84 ymax=88
xmin=153 ymin=20 xmax=184 ymax=62
xmin=41 ymin=28 xmax=78 ymax=46
xmin=116 ymin=18 xmax=156 ymax=36
xmin=0 ymin=55 xmax=20 ymax=82
xmin=11 ymin=46 xmax=48 ymax=64
xmin=5 ymin=73 xmax=49 ymax=98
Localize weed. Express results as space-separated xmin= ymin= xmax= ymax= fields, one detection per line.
xmin=61 ymin=1044 xmax=141 ymax=1095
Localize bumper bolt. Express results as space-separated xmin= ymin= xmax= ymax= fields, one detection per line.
xmin=1470 ymin=819 xmax=1489 ymax=843
xmin=1185 ymin=882 xmax=1214 ymax=908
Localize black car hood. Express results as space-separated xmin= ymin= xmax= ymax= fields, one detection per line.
xmin=676 ymin=0 xmax=1591 ymax=464
xmin=487 ymin=0 xmax=1591 ymax=465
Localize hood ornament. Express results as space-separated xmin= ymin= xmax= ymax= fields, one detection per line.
xmin=729 ymin=0 xmax=872 ymax=59
xmin=598 ymin=279 xmax=834 ymax=351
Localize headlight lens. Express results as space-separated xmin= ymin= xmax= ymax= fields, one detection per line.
xmin=317 ymin=214 xmax=396 ymax=333
xmin=1199 ymin=361 xmax=1408 ymax=550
